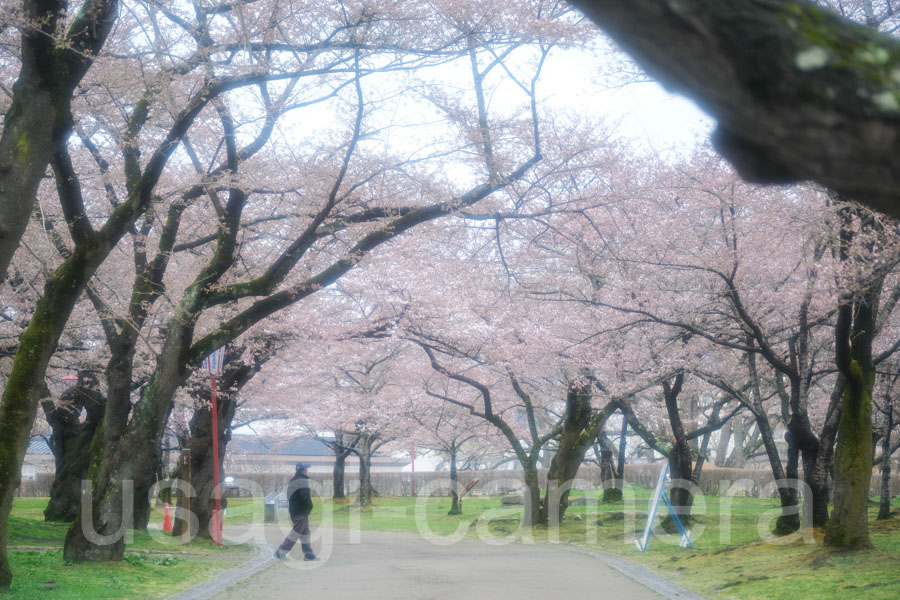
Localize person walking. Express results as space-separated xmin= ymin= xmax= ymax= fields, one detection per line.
xmin=274 ymin=462 xmax=317 ymax=561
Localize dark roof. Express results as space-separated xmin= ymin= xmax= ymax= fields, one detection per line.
xmin=228 ymin=436 xmax=334 ymax=457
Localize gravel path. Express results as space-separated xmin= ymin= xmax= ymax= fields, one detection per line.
xmin=167 ymin=524 xmax=703 ymax=600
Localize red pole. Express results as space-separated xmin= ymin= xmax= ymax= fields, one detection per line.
xmin=210 ymin=374 xmax=222 ymax=546
xmin=411 ymin=446 xmax=416 ymax=497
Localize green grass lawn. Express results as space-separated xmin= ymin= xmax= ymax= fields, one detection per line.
xmin=5 ymin=498 xmax=255 ymax=600
xmin=8 ymin=492 xmax=900 ymax=599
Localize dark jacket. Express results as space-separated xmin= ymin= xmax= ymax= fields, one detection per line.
xmin=287 ymin=472 xmax=313 ymax=518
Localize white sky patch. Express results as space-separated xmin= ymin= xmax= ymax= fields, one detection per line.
xmin=539 ymin=47 xmax=714 ymax=155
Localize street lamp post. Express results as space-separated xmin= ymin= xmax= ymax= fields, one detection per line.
xmin=202 ymin=348 xmax=226 ymax=546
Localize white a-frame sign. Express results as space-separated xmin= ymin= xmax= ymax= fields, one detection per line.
xmin=635 ymin=462 xmax=693 ymax=551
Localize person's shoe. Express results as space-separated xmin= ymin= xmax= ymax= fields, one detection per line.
xmin=303 ymin=554 xmax=318 ymax=561
xmin=274 ymin=550 xmax=287 ymax=561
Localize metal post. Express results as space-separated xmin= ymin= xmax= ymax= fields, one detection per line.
xmin=182 ymin=448 xmax=191 ymax=545
xmin=210 ymin=374 xmax=222 ymax=546
xmin=410 ymin=446 xmax=416 ymax=497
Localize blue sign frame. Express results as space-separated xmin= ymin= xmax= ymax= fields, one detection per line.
xmin=635 ymin=462 xmax=693 ymax=551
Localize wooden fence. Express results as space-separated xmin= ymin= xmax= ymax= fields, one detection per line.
xmin=15 ymin=465 xmax=899 ymax=500
xmin=223 ymin=464 xmax=899 ymax=499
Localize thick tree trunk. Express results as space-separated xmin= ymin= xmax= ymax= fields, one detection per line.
xmin=662 ymin=374 xmax=695 ymax=530
xmin=64 ymin=329 xmax=191 ymax=562
xmin=523 ymin=466 xmax=542 ymax=527
xmin=598 ymin=437 xmax=618 ymax=503
xmin=356 ymin=434 xmax=375 ymax=507
xmin=877 ymin=403 xmax=894 ymax=520
xmin=0 ymin=1 xmax=118 ymax=281
xmin=825 ymin=210 xmax=879 ymax=549
xmin=541 ymin=378 xmax=594 ymax=524
xmin=172 ymin=395 xmax=234 ymax=539
xmin=132 ymin=447 xmax=165 ymax=531
xmin=333 ymin=451 xmax=349 ymax=500
xmin=825 ymin=360 xmax=874 ymax=548
xmin=811 ymin=375 xmax=845 ymax=529
xmin=0 ymin=248 xmax=115 ymax=580
xmin=42 ymin=377 xmax=106 ymax=522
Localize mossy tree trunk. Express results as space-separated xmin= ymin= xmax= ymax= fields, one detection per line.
xmin=64 ymin=340 xmax=193 ymax=562
xmin=0 ymin=0 xmax=118 ymax=281
xmin=1 ymin=4 xmax=121 ymax=577
xmin=169 ymin=343 xmax=270 ymax=537
xmin=825 ymin=205 xmax=881 ymax=549
xmin=541 ymin=376 xmax=597 ymax=525
xmin=42 ymin=376 xmax=106 ymax=522
xmin=171 ymin=394 xmax=234 ymax=539
xmin=825 ymin=360 xmax=875 ymax=548
xmin=0 ymin=243 xmax=122 ymax=582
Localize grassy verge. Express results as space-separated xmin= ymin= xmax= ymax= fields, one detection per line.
xmin=255 ymin=489 xmax=898 ymax=600
xmin=6 ymin=498 xmax=255 ymax=600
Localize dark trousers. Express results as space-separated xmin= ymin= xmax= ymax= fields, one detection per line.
xmin=277 ymin=514 xmax=313 ymax=556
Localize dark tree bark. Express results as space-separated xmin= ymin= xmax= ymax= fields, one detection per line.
xmin=810 ymin=374 xmax=846 ymax=529
xmin=569 ymin=0 xmax=900 ymax=217
xmin=541 ymin=376 xmax=607 ymax=524
xmin=0 ymin=0 xmax=118 ymax=282
xmin=41 ymin=372 xmax=106 ymax=522
xmin=744 ymin=348 xmax=801 ymax=535
xmin=662 ymin=374 xmax=695 ymax=529
xmin=171 ymin=396 xmax=234 ymax=539
xmin=692 ymin=402 xmax=722 ymax=483
xmin=169 ymin=342 xmax=276 ymax=538
xmin=603 ymin=416 xmax=627 ymax=503
xmin=447 ymin=442 xmax=462 ymax=515
xmin=332 ymin=447 xmax=353 ymax=500
xmin=355 ymin=433 xmax=376 ymax=507
xmin=597 ymin=434 xmax=618 ymax=503
xmin=877 ymin=401 xmax=894 ymax=520
xmin=825 ymin=207 xmax=880 ymax=549
xmin=316 ymin=431 xmax=357 ymax=500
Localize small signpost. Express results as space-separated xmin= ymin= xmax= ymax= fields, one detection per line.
xmin=635 ymin=462 xmax=692 ymax=552
xmin=202 ymin=347 xmax=226 ymax=546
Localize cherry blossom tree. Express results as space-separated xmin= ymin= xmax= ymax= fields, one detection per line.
xmin=0 ymin=0 xmax=594 ymax=576
xmin=406 ymin=391 xmax=495 ymax=514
